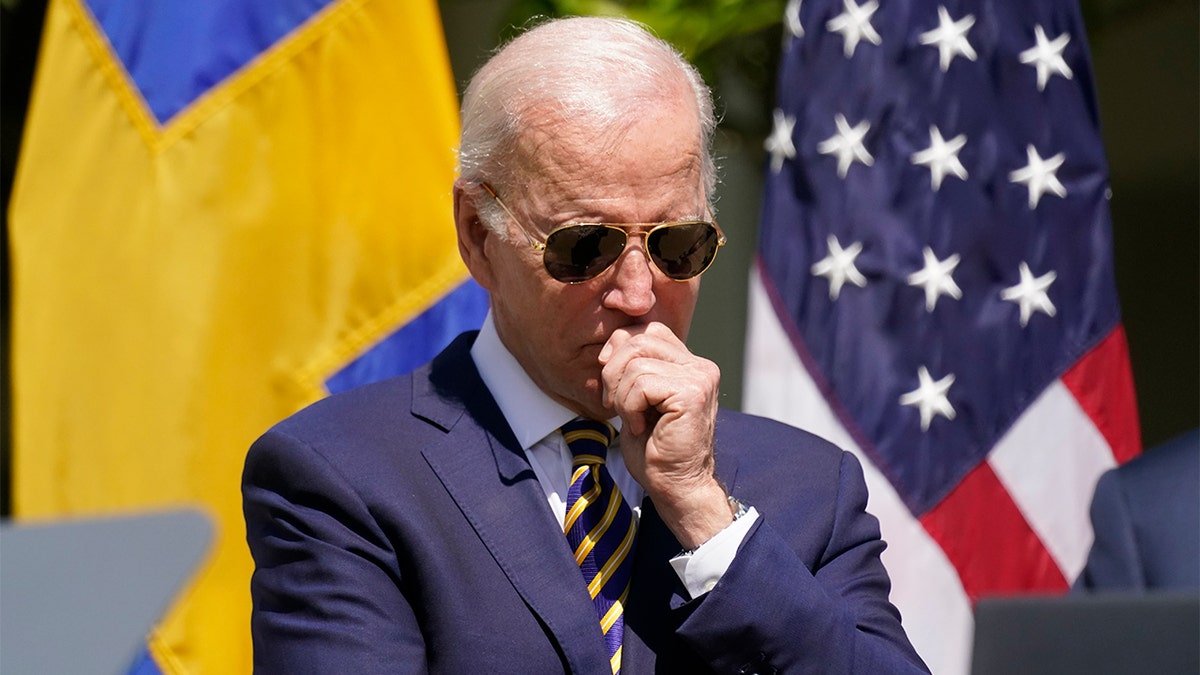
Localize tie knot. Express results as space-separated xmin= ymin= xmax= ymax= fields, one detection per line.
xmin=560 ymin=418 xmax=615 ymax=465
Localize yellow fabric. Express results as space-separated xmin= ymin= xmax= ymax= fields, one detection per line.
xmin=8 ymin=0 xmax=465 ymax=672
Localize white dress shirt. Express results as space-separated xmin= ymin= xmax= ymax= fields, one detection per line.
xmin=470 ymin=312 xmax=757 ymax=598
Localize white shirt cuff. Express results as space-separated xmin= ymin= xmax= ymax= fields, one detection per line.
xmin=668 ymin=506 xmax=759 ymax=598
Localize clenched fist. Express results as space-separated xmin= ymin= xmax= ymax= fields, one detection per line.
xmin=599 ymin=321 xmax=734 ymax=548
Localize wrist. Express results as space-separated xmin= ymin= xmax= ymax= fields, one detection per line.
xmin=681 ymin=495 xmax=750 ymax=555
xmin=654 ymin=479 xmax=735 ymax=550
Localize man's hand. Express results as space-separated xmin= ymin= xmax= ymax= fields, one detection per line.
xmin=599 ymin=322 xmax=733 ymax=549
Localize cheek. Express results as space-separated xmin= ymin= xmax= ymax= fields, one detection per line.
xmin=658 ymin=280 xmax=701 ymax=322
xmin=491 ymin=246 xmax=547 ymax=302
xmin=499 ymin=268 xmax=574 ymax=338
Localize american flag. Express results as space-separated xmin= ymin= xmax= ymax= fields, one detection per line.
xmin=743 ymin=0 xmax=1141 ymax=672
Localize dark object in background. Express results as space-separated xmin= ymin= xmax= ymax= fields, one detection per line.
xmin=971 ymin=593 xmax=1200 ymax=675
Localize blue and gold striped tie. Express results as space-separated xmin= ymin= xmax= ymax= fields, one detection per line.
xmin=561 ymin=418 xmax=637 ymax=675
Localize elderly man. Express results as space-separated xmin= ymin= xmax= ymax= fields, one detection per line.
xmin=243 ymin=16 xmax=927 ymax=674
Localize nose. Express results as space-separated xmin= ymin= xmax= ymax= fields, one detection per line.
xmin=601 ymin=235 xmax=656 ymax=316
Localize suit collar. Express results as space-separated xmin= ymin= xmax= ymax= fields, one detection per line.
xmin=413 ymin=331 xmax=527 ymax=482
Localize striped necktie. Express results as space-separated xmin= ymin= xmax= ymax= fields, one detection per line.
xmin=560 ymin=418 xmax=637 ymax=675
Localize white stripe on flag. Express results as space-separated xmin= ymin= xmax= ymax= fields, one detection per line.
xmin=987 ymin=381 xmax=1117 ymax=582
xmin=744 ymin=268 xmax=972 ymax=675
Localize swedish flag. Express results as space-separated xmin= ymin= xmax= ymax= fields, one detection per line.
xmin=8 ymin=0 xmax=486 ymax=672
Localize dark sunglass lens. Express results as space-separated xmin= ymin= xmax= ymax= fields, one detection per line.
xmin=543 ymin=225 xmax=626 ymax=282
xmin=648 ymin=223 xmax=719 ymax=280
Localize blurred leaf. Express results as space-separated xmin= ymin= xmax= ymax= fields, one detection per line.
xmin=492 ymin=0 xmax=1177 ymax=137
xmin=504 ymin=0 xmax=785 ymax=61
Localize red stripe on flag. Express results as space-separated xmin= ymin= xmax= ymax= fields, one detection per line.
xmin=920 ymin=462 xmax=1068 ymax=602
xmin=1061 ymin=324 xmax=1142 ymax=464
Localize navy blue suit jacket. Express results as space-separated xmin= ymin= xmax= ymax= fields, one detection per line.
xmin=1075 ymin=429 xmax=1200 ymax=592
xmin=243 ymin=333 xmax=927 ymax=673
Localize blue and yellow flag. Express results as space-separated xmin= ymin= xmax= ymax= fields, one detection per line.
xmin=8 ymin=0 xmax=486 ymax=672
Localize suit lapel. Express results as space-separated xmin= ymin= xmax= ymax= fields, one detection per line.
xmin=413 ymin=334 xmax=611 ymax=674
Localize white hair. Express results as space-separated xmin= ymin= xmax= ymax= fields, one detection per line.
xmin=457 ymin=17 xmax=717 ymax=235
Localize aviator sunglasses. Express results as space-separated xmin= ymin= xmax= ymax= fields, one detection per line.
xmin=481 ymin=183 xmax=727 ymax=284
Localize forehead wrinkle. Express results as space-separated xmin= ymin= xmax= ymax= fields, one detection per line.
xmin=512 ymin=109 xmax=632 ymax=179
xmin=506 ymin=102 xmax=705 ymax=225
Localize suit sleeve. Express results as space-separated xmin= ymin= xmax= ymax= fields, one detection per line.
xmin=673 ymin=451 xmax=929 ymax=674
xmin=242 ymin=428 xmax=428 ymax=674
xmin=1074 ymin=468 xmax=1143 ymax=591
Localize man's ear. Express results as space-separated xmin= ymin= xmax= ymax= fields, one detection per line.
xmin=452 ymin=181 xmax=497 ymax=290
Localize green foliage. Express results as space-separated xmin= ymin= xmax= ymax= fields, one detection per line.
xmin=494 ymin=0 xmax=1172 ymax=136
xmin=504 ymin=0 xmax=786 ymax=61
xmin=501 ymin=0 xmax=1169 ymax=62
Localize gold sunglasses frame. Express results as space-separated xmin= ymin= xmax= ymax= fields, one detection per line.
xmin=479 ymin=182 xmax=727 ymax=283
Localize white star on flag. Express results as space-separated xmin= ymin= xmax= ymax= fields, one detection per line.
xmin=911 ymin=125 xmax=968 ymax=190
xmin=899 ymin=366 xmax=957 ymax=431
xmin=818 ymin=113 xmax=874 ymax=178
xmin=1009 ymin=144 xmax=1067 ymax=208
xmin=811 ymin=235 xmax=867 ymax=299
xmin=765 ymin=109 xmax=797 ymax=173
xmin=748 ymin=0 xmax=1142 ymax=671
xmin=918 ymin=6 xmax=977 ymax=72
xmin=1001 ymin=262 xmax=1058 ymax=327
xmin=907 ymin=247 xmax=962 ymax=311
xmin=826 ymin=0 xmax=881 ymax=58
xmin=785 ymin=0 xmax=805 ymax=39
xmin=1019 ymin=24 xmax=1074 ymax=91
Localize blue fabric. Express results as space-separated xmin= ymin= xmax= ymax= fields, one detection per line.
xmin=125 ymin=645 xmax=162 ymax=675
xmin=325 ymin=279 xmax=489 ymax=395
xmin=758 ymin=0 xmax=1119 ymax=515
xmin=86 ymin=0 xmax=332 ymax=124
xmin=243 ymin=333 xmax=929 ymax=673
xmin=1076 ymin=429 xmax=1200 ymax=591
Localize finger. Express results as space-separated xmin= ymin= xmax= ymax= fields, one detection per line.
xmin=598 ymin=325 xmax=639 ymax=364
xmin=600 ymin=328 xmax=690 ymax=390
xmin=607 ymin=357 xmax=706 ymax=425
xmin=602 ymin=353 xmax=657 ymax=430
xmin=600 ymin=327 xmax=651 ymax=408
xmin=610 ymin=368 xmax=666 ymax=439
xmin=601 ymin=336 xmax=679 ymax=411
